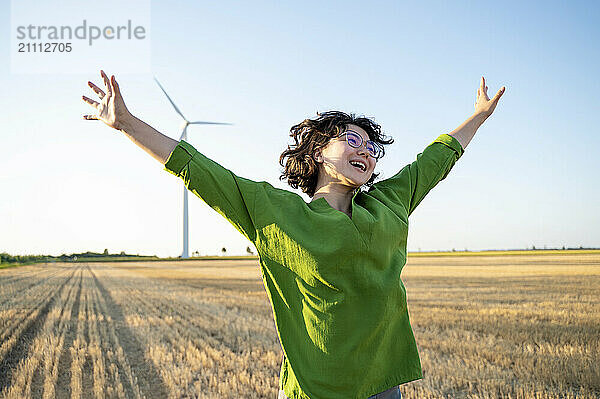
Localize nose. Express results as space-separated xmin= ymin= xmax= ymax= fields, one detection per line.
xmin=355 ymin=145 xmax=371 ymax=160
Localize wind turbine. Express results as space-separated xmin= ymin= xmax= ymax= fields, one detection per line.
xmin=154 ymin=77 xmax=233 ymax=259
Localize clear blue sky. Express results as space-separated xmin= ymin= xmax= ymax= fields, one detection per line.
xmin=1 ymin=1 xmax=599 ymax=257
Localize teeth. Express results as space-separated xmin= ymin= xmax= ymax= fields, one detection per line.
xmin=350 ymin=161 xmax=366 ymax=171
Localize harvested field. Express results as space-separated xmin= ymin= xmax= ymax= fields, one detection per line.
xmin=0 ymin=252 xmax=598 ymax=398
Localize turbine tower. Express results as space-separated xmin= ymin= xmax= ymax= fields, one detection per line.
xmin=154 ymin=77 xmax=232 ymax=259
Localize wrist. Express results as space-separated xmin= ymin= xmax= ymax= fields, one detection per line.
xmin=471 ymin=111 xmax=488 ymax=126
xmin=117 ymin=113 xmax=138 ymax=134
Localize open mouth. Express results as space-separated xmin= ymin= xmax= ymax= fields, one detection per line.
xmin=349 ymin=160 xmax=367 ymax=172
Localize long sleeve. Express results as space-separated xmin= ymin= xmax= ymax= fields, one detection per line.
xmin=163 ymin=140 xmax=258 ymax=243
xmin=371 ymin=134 xmax=464 ymax=217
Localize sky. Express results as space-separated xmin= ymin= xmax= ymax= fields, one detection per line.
xmin=1 ymin=1 xmax=599 ymax=257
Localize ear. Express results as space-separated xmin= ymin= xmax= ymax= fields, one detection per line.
xmin=313 ymin=148 xmax=323 ymax=163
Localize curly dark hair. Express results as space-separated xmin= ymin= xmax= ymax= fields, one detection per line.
xmin=279 ymin=111 xmax=394 ymax=197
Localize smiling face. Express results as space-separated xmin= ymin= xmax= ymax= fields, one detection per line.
xmin=312 ymin=124 xmax=377 ymax=191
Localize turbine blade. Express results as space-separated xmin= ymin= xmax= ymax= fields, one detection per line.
xmin=154 ymin=77 xmax=187 ymax=121
xmin=189 ymin=121 xmax=233 ymax=126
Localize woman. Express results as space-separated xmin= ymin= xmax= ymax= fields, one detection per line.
xmin=82 ymin=71 xmax=505 ymax=399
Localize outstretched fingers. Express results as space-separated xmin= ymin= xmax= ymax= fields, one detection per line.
xmin=100 ymin=70 xmax=112 ymax=97
xmin=82 ymin=95 xmax=99 ymax=108
xmin=110 ymin=75 xmax=121 ymax=98
xmin=88 ymin=81 xmax=105 ymax=99
xmin=492 ymin=86 xmax=506 ymax=104
xmin=83 ymin=70 xmax=116 ymax=121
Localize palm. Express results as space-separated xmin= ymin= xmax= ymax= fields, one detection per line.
xmin=82 ymin=70 xmax=131 ymax=130
xmin=98 ymin=92 xmax=125 ymax=127
xmin=474 ymin=76 xmax=506 ymax=118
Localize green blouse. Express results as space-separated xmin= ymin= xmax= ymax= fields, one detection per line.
xmin=163 ymin=133 xmax=464 ymax=399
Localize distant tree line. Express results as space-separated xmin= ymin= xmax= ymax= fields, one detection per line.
xmin=3 ymin=245 xmax=596 ymax=265
xmin=0 ymin=250 xmax=149 ymax=265
xmin=1 ymin=247 xmax=260 ymax=265
xmin=1 ymin=252 xmax=50 ymax=265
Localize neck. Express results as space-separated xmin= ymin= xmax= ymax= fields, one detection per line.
xmin=311 ymin=184 xmax=357 ymax=217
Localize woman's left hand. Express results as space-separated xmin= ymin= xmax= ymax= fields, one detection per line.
xmin=474 ymin=76 xmax=506 ymax=118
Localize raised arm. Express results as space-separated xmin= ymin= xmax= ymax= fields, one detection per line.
xmin=83 ymin=70 xmax=263 ymax=243
xmin=369 ymin=77 xmax=505 ymax=218
xmin=82 ymin=70 xmax=178 ymax=164
xmin=450 ymin=76 xmax=506 ymax=149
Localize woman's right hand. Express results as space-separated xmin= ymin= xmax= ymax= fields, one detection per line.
xmin=82 ymin=70 xmax=132 ymax=131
